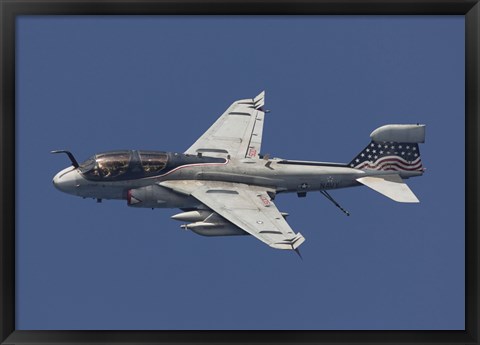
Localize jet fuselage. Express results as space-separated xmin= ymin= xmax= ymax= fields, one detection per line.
xmin=53 ymin=150 xmax=421 ymax=209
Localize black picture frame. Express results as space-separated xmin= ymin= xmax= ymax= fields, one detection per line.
xmin=1 ymin=1 xmax=478 ymax=344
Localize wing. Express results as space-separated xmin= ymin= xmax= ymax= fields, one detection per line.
xmin=160 ymin=180 xmax=305 ymax=250
xmin=184 ymin=91 xmax=266 ymax=159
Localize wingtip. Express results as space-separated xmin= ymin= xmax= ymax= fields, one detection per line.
xmin=255 ymin=90 xmax=265 ymax=98
xmin=253 ymin=91 xmax=265 ymax=109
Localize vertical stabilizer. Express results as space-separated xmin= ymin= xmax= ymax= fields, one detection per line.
xmin=349 ymin=124 xmax=425 ymax=173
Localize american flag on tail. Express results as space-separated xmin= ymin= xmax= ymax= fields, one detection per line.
xmin=349 ymin=142 xmax=423 ymax=172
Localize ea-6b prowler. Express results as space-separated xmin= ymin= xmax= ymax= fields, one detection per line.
xmin=52 ymin=91 xmax=425 ymax=252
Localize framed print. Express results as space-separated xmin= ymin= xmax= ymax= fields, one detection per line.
xmin=1 ymin=1 xmax=478 ymax=344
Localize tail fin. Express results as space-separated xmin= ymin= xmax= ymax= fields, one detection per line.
xmin=349 ymin=124 xmax=425 ymax=173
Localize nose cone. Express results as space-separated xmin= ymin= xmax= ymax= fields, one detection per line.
xmin=53 ymin=167 xmax=79 ymax=194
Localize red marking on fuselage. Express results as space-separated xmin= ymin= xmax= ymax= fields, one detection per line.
xmin=259 ymin=195 xmax=270 ymax=206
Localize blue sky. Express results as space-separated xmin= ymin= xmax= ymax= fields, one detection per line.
xmin=16 ymin=16 xmax=464 ymax=330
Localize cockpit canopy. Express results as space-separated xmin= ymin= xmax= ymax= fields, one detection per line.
xmin=78 ymin=150 xmax=168 ymax=181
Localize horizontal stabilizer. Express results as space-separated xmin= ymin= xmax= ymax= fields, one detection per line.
xmin=356 ymin=174 xmax=419 ymax=203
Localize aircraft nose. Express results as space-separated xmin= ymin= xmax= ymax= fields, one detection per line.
xmin=52 ymin=167 xmax=78 ymax=194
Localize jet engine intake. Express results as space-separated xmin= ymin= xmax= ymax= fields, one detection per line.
xmin=126 ymin=185 xmax=199 ymax=209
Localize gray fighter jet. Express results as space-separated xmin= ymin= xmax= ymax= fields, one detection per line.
xmin=52 ymin=91 xmax=425 ymax=252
